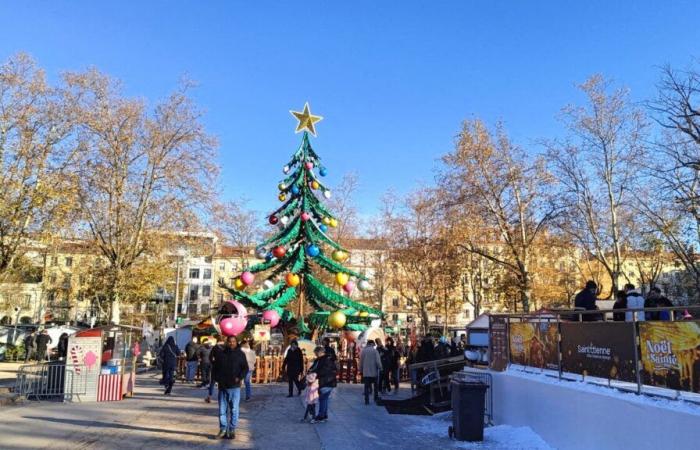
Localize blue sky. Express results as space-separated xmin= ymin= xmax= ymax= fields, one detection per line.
xmin=1 ymin=1 xmax=698 ymax=217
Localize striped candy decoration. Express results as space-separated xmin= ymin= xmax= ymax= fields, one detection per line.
xmin=69 ymin=346 xmax=82 ymax=374
xmin=98 ymin=374 xmax=122 ymax=402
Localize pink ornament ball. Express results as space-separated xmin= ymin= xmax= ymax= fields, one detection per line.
xmin=220 ymin=316 xmax=247 ymax=336
xmin=305 ymin=162 xmax=314 ymax=170
xmin=262 ymin=309 xmax=281 ymax=328
xmin=343 ymin=281 xmax=356 ymax=294
xmin=301 ymin=212 xmax=311 ymax=222
xmin=241 ymin=271 xmax=255 ymax=286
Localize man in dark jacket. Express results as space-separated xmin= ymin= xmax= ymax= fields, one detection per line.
xmin=212 ymin=336 xmax=248 ymax=440
xmin=322 ymin=337 xmax=337 ymax=364
xmin=198 ymin=339 xmax=213 ymax=388
xmin=310 ymin=346 xmax=337 ymax=423
xmin=159 ymin=336 xmax=180 ymax=395
xmin=574 ymin=280 xmax=599 ymax=321
xmin=282 ymin=340 xmax=305 ymax=397
xmin=35 ymin=330 xmax=52 ymax=362
xmin=383 ymin=337 xmax=400 ymax=393
xmin=23 ymin=330 xmax=36 ymax=362
xmin=184 ymin=337 xmax=200 ymax=384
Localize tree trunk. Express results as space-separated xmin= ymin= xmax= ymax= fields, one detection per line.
xmin=111 ymin=294 xmax=121 ymax=325
xmin=521 ymin=272 xmax=532 ymax=312
xmin=419 ymin=299 xmax=430 ymax=336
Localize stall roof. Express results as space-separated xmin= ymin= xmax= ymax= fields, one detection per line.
xmin=466 ymin=313 xmax=490 ymax=330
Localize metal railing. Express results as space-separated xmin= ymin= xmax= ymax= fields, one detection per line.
xmin=15 ymin=363 xmax=87 ymax=401
xmin=492 ymin=305 xmax=700 ymax=401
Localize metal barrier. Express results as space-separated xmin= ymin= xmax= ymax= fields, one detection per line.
xmin=456 ymin=369 xmax=494 ymax=425
xmin=15 ymin=363 xmax=87 ymax=401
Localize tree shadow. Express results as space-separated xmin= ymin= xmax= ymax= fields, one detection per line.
xmin=22 ymin=416 xmax=213 ymax=438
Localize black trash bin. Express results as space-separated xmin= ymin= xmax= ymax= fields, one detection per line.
xmin=449 ymin=379 xmax=487 ymax=441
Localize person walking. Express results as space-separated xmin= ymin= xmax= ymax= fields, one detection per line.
xmin=282 ymin=339 xmax=304 ymax=397
xmin=23 ymin=330 xmax=36 ymax=363
xmin=57 ymin=333 xmax=69 ymax=360
xmin=384 ymin=337 xmax=400 ymax=393
xmin=435 ymin=336 xmax=451 ymax=359
xmin=159 ymin=336 xmax=180 ymax=395
xmin=360 ymin=340 xmax=382 ymax=404
xmin=35 ymin=329 xmax=52 ymax=362
xmin=184 ymin=337 xmax=200 ymax=384
xmin=197 ymin=339 xmax=213 ymax=388
xmin=205 ymin=336 xmax=225 ymax=403
xmin=309 ymin=346 xmax=337 ymax=423
xmin=374 ymin=338 xmax=387 ymax=394
xmin=212 ymin=335 xmax=248 ymax=440
xmin=241 ymin=340 xmax=256 ymax=401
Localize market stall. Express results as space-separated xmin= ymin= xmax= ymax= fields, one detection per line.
xmin=64 ymin=324 xmax=142 ymax=402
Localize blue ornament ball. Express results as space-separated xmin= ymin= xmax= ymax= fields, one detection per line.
xmin=319 ymin=167 xmax=328 ymax=177
xmin=265 ymin=253 xmax=273 ymax=262
xmin=306 ymin=244 xmax=320 ymax=257
xmin=291 ymin=185 xmax=300 ymax=195
xmin=319 ymin=224 xmax=328 ymax=233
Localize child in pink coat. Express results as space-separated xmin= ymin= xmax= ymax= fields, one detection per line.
xmin=302 ymin=372 xmax=319 ymax=422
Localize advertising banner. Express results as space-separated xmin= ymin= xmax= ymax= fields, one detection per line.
xmin=489 ymin=316 xmax=509 ymax=371
xmin=560 ymin=322 xmax=636 ymax=382
xmin=639 ymin=321 xmax=700 ymax=393
xmin=508 ymin=322 xmax=559 ymax=370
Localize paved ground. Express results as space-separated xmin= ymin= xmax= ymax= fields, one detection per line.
xmin=0 ymin=371 xmax=546 ymax=449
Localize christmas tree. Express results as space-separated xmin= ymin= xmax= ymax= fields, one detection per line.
xmin=224 ymin=103 xmax=382 ymax=337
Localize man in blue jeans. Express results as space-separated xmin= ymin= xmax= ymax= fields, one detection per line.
xmin=309 ymin=346 xmax=337 ymax=423
xmin=212 ymin=335 xmax=249 ymax=440
xmin=184 ymin=337 xmax=200 ymax=383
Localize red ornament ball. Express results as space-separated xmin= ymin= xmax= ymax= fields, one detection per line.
xmin=305 ymin=162 xmax=314 ymax=170
xmin=272 ymin=246 xmax=287 ymax=258
xmin=301 ymin=212 xmax=311 ymax=222
xmin=269 ymin=215 xmax=279 ymax=225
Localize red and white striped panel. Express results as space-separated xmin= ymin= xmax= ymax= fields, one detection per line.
xmin=98 ymin=374 xmax=123 ymax=402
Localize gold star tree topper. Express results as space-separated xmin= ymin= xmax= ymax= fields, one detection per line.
xmin=290 ymin=102 xmax=323 ymax=136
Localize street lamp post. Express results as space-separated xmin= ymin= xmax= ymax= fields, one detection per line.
xmin=172 ymin=248 xmax=188 ymax=325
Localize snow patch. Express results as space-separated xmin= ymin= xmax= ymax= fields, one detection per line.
xmin=407 ymin=413 xmax=553 ymax=450
xmin=506 ymin=368 xmax=700 ymax=417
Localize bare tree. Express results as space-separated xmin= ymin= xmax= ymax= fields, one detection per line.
xmin=643 ymin=63 xmax=700 ymax=302
xmin=440 ymin=119 xmax=556 ymax=312
xmin=0 ymin=54 xmax=78 ymax=280
xmin=327 ymin=172 xmax=360 ymax=243
xmin=212 ymin=199 xmax=261 ymax=247
xmin=385 ymin=190 xmax=457 ymax=335
xmin=64 ymin=70 xmax=218 ymax=323
xmin=546 ymin=75 xmax=648 ymax=297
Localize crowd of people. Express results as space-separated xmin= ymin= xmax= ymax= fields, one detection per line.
xmin=21 ymin=329 xmax=59 ymax=363
xmin=574 ymin=280 xmax=691 ymax=322
xmin=155 ymin=332 xmax=469 ymax=440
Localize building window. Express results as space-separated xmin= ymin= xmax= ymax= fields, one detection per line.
xmin=204 ymin=256 xmax=212 ymax=264
xmin=51 ymin=256 xmax=58 ymax=266
xmin=23 ymin=294 xmax=32 ymax=308
xmin=217 ymin=293 xmax=224 ymax=303
xmin=392 ymin=298 xmax=399 ymax=307
xmin=202 ymin=285 xmax=211 ymax=297
xmin=464 ymin=309 xmax=471 ymax=319
xmin=407 ymin=298 xmax=414 ymax=307
xmin=242 ymin=261 xmax=249 ymax=270
xmin=392 ymin=313 xmax=399 ymax=322
xmin=203 ymin=268 xmax=212 ymax=280
xmin=65 ymin=257 xmax=73 ymax=267
xmin=49 ymin=274 xmax=57 ymax=284
xmin=188 ymin=303 xmax=198 ymax=315
xmin=201 ymin=304 xmax=210 ymax=315
xmin=232 ymin=262 xmax=239 ymax=271
xmin=219 ymin=263 xmax=225 ymax=271
xmin=63 ymin=274 xmax=72 ymax=286
xmin=189 ymin=268 xmax=200 ymax=279
xmin=189 ymin=285 xmax=199 ymax=300
xmin=79 ymin=275 xmax=85 ymax=285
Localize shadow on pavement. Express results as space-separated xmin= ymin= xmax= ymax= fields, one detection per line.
xmin=22 ymin=416 xmax=213 ymax=438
